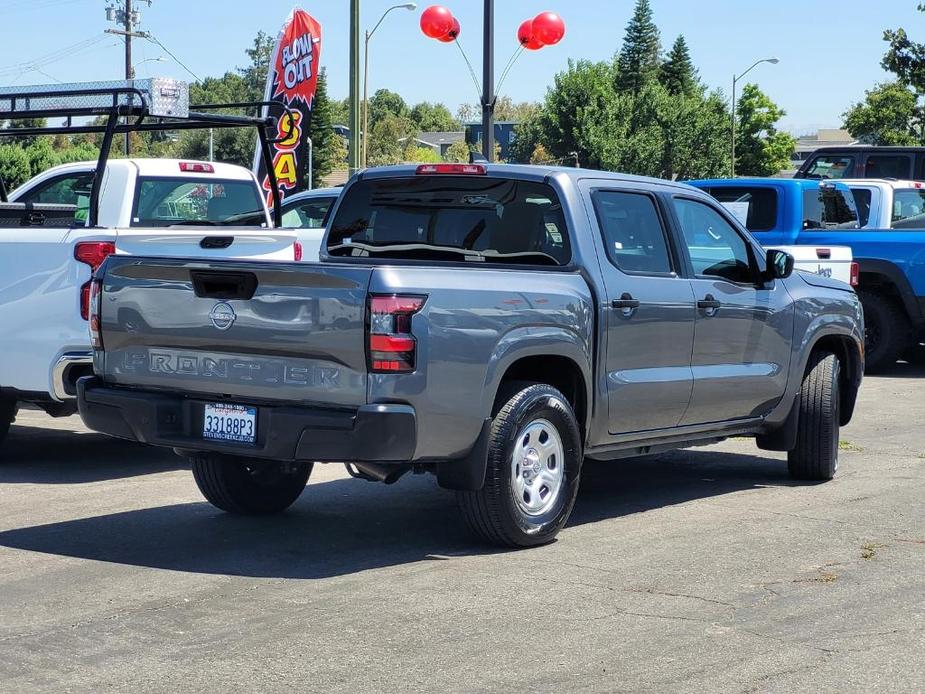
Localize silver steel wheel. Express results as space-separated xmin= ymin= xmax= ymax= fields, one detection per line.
xmin=511 ymin=418 xmax=565 ymax=517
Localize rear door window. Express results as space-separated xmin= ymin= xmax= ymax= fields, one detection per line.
xmin=592 ymin=191 xmax=673 ymax=274
xmin=328 ymin=176 xmax=571 ymax=266
xmin=803 ymin=155 xmax=854 ymax=179
xmin=891 ymin=189 xmax=925 ymax=228
xmin=865 ymin=154 xmax=912 ymax=179
xmin=702 ymin=186 xmax=778 ymax=232
xmin=803 ymin=186 xmax=859 ymax=230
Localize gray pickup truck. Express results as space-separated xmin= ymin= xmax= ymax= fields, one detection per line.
xmin=78 ymin=164 xmax=864 ymax=547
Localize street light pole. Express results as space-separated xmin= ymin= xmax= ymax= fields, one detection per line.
xmin=731 ymin=57 xmax=779 ymax=177
xmin=363 ymin=3 xmax=417 ymax=169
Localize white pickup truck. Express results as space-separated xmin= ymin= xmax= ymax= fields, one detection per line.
xmin=0 ymin=78 xmax=301 ymax=445
xmin=0 ymin=158 xmax=298 ymax=444
xmin=838 ymin=178 xmax=925 ymax=229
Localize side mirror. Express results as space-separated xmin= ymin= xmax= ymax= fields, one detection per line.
xmin=765 ymin=248 xmax=794 ymax=280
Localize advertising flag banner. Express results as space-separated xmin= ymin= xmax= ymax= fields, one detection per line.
xmin=253 ymin=8 xmax=322 ymax=207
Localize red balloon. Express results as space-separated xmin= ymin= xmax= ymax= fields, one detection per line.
xmin=438 ymin=17 xmax=460 ymax=42
xmin=517 ymin=19 xmax=545 ymax=50
xmin=532 ymin=11 xmax=565 ymax=46
xmin=420 ymin=5 xmax=454 ymax=39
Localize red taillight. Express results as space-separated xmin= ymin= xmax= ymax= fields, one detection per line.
xmin=75 ymin=241 xmax=115 ymax=273
xmin=368 ymin=295 xmax=426 ymax=374
xmin=75 ymin=242 xmax=115 ymax=320
xmin=88 ymin=279 xmax=103 ymax=349
xmin=850 ymin=262 xmax=860 ymax=287
xmin=415 ymin=163 xmax=487 ymax=175
xmin=294 ymin=241 xmax=303 ymax=262
xmin=179 ymin=162 xmax=214 ymax=173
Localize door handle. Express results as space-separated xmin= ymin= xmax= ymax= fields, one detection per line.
xmin=612 ymin=293 xmax=640 ymax=316
xmin=697 ymin=294 xmax=721 ymax=316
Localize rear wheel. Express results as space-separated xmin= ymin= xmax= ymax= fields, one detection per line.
xmin=859 ymin=290 xmax=911 ymax=372
xmin=190 ymin=453 xmax=312 ymax=514
xmin=788 ymin=352 xmax=840 ymax=481
xmin=457 ymin=384 xmax=582 ymax=548
xmin=0 ymin=397 xmax=16 ymax=448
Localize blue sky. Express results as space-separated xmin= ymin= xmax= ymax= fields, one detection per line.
xmin=1 ymin=0 xmax=921 ymax=134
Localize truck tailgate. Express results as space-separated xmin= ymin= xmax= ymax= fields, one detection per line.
xmin=98 ymin=257 xmax=372 ymax=407
xmin=769 ymin=245 xmax=854 ymax=286
xmin=114 ymin=228 xmax=297 ymax=261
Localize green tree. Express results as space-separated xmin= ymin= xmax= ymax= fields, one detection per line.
xmin=843 ymin=81 xmax=924 ymax=145
xmin=307 ymin=69 xmax=339 ymax=188
xmin=0 ymin=145 xmax=31 ymax=190
xmin=368 ymin=89 xmax=409 ymax=128
xmin=5 ymin=118 xmax=48 ymax=148
xmin=443 ymin=140 xmax=472 ymax=163
xmin=405 ymin=145 xmax=442 ymax=164
xmin=882 ymin=4 xmax=925 ymax=94
xmin=410 ymin=102 xmax=459 ymax=132
xmin=660 ymin=35 xmax=699 ymax=97
xmin=241 ymin=30 xmax=275 ymax=99
xmin=615 ymin=0 xmax=661 ymax=95
xmin=24 ymin=139 xmax=60 ymax=177
xmin=330 ymin=98 xmax=350 ymax=126
xmin=367 ymin=114 xmax=416 ymax=166
xmin=735 ymin=83 xmax=796 ymax=176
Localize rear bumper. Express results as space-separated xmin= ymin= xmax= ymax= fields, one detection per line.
xmin=77 ymin=377 xmax=416 ymax=463
xmin=52 ymin=352 xmax=93 ymax=401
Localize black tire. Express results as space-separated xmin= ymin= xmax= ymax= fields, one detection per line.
xmin=859 ymin=290 xmax=911 ymax=372
xmin=788 ymin=352 xmax=840 ymax=481
xmin=190 ymin=453 xmax=312 ymax=515
xmin=0 ymin=397 xmax=16 ymax=448
xmin=457 ymin=384 xmax=583 ymax=548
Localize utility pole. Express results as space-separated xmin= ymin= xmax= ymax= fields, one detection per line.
xmin=105 ymin=0 xmax=151 ymax=155
xmin=348 ymin=0 xmax=361 ymax=175
xmin=481 ymin=0 xmax=494 ymax=161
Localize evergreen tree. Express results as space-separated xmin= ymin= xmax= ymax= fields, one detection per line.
xmin=615 ymin=0 xmax=662 ymax=95
xmin=307 ymin=69 xmax=339 ymax=188
xmin=660 ymin=35 xmax=699 ymax=97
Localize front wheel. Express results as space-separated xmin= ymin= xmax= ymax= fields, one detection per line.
xmin=190 ymin=454 xmax=312 ymax=514
xmin=788 ymin=352 xmax=840 ymax=481
xmin=457 ymin=384 xmax=583 ymax=548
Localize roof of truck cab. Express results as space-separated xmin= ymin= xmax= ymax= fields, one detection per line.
xmin=28 ymin=158 xmax=256 ymax=180
xmin=687 ymin=178 xmax=828 ymax=192
xmin=836 ymin=178 xmax=925 ymax=190
xmin=357 ymin=163 xmax=710 ymax=194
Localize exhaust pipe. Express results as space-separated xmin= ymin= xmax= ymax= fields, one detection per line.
xmin=347 ymin=463 xmax=409 ymax=485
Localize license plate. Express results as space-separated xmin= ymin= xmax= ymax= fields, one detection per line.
xmin=203 ymin=403 xmax=257 ymax=444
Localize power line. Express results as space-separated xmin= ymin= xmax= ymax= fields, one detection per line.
xmin=0 ymin=33 xmax=109 ymax=76
xmin=145 ymin=34 xmax=201 ymax=83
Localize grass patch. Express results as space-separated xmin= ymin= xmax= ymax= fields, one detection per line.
xmin=838 ymin=440 xmax=863 ymax=452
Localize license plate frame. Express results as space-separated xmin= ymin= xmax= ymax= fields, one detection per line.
xmin=202 ymin=403 xmax=257 ymax=445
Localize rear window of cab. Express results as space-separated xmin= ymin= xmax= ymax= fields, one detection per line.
xmin=327 ymin=176 xmax=571 ymax=266
xmin=701 ymin=186 xmax=778 ymax=232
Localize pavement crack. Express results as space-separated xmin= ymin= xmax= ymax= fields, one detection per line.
xmin=623 ymin=586 xmax=735 ymax=608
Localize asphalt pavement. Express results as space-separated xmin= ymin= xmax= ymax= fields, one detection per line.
xmin=0 ymin=366 xmax=922 ymax=693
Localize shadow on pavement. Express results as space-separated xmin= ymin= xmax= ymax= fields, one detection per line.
xmin=0 ymin=448 xmax=798 ymax=579
xmin=871 ymin=359 xmax=925 ymax=379
xmin=0 ymin=424 xmax=186 ymax=484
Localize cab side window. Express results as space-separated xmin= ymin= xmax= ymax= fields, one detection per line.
xmin=673 ymin=198 xmax=755 ymax=284
xmin=18 ymin=173 xmax=94 ymax=206
xmin=592 ymin=191 xmax=673 ymax=274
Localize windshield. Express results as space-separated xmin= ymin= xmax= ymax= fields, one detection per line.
xmin=281 ymin=196 xmax=337 ymax=229
xmin=327 ymin=176 xmax=571 ymax=266
xmin=131 ymin=177 xmax=266 ymax=227
xmin=802 ymin=155 xmax=855 ymax=180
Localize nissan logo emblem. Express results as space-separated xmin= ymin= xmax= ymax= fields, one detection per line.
xmin=209 ymin=302 xmax=236 ymax=331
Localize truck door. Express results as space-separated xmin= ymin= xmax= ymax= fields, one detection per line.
xmin=668 ymin=196 xmax=793 ymax=425
xmin=584 ymin=185 xmax=696 ymax=433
